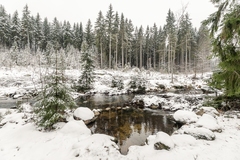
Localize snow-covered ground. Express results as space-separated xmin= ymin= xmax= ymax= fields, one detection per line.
xmin=0 ymin=67 xmax=240 ymax=160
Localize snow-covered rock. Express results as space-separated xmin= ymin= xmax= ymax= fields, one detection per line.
xmin=171 ymin=134 xmax=197 ymax=147
xmin=173 ymin=110 xmax=198 ymax=124
xmin=14 ymin=88 xmax=27 ymax=97
xmin=196 ymin=107 xmax=220 ymax=117
xmin=147 ymin=132 xmax=174 ymax=150
xmin=132 ymin=95 xmax=163 ymax=107
xmin=72 ymin=134 xmax=122 ymax=159
xmin=59 ymin=120 xmax=91 ymax=136
xmin=196 ymin=114 xmax=222 ymax=132
xmin=73 ymin=107 xmax=94 ymax=121
xmin=183 ymin=126 xmax=216 ymax=141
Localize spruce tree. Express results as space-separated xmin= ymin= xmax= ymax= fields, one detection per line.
xmin=138 ymin=26 xmax=143 ymax=69
xmin=34 ymin=45 xmax=76 ymax=129
xmin=11 ymin=11 xmax=21 ymax=50
xmin=119 ymin=13 xmax=125 ymax=68
xmin=126 ymin=19 xmax=134 ymax=67
xmin=77 ymin=42 xmax=95 ymax=93
xmin=41 ymin=17 xmax=50 ymax=52
xmin=21 ymin=4 xmax=32 ymax=50
xmin=33 ymin=13 xmax=42 ymax=52
xmin=204 ymin=0 xmax=240 ymax=100
xmin=113 ymin=11 xmax=119 ymax=67
xmin=0 ymin=5 xmax=10 ymax=47
xmin=85 ymin=19 xmax=94 ymax=48
xmin=95 ymin=11 xmax=105 ymax=68
xmin=63 ymin=21 xmax=72 ymax=49
xmin=105 ymin=4 xmax=114 ymax=68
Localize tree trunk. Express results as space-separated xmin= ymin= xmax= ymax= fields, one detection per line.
xmin=116 ymin=35 xmax=118 ymax=68
xmin=154 ymin=47 xmax=156 ymax=69
xmin=109 ymin=33 xmax=111 ymax=69
xmin=129 ymin=50 xmax=131 ymax=67
xmin=163 ymin=45 xmax=166 ymax=72
xmin=140 ymin=40 xmax=142 ymax=69
xmin=122 ymin=37 xmax=124 ymax=68
xmin=168 ymin=44 xmax=170 ymax=73
xmin=136 ymin=47 xmax=138 ymax=68
xmin=188 ymin=46 xmax=191 ymax=73
xmin=125 ymin=41 xmax=128 ymax=66
xmin=100 ymin=40 xmax=103 ymax=69
xmin=181 ymin=46 xmax=184 ymax=72
xmin=159 ymin=49 xmax=161 ymax=70
xmin=171 ymin=44 xmax=174 ymax=83
xmin=147 ymin=47 xmax=149 ymax=69
xmin=185 ymin=35 xmax=188 ymax=76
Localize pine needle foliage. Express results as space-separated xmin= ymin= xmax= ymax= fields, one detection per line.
xmin=204 ymin=1 xmax=240 ymax=102
xmin=34 ymin=47 xmax=76 ymax=129
xmin=77 ymin=42 xmax=95 ymax=93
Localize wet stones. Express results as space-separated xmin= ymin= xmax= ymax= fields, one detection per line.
xmin=201 ymin=88 xmax=215 ymax=94
xmin=116 ymin=107 xmax=122 ymax=110
xmin=157 ymin=84 xmax=166 ymax=90
xmin=150 ymin=103 xmax=162 ymax=110
xmin=173 ymin=85 xmax=185 ymax=90
xmin=105 ymin=107 xmax=111 ymax=111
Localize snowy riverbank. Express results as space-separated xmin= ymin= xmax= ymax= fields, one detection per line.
xmin=0 ymin=67 xmax=240 ymax=160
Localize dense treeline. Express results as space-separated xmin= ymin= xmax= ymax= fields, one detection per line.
xmin=0 ymin=4 xmax=212 ymax=73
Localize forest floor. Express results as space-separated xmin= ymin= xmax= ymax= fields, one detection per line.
xmin=0 ymin=66 xmax=240 ymax=160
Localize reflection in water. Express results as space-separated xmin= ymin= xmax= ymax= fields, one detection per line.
xmin=76 ymin=94 xmax=135 ymax=109
xmin=76 ymin=94 xmax=176 ymax=155
xmin=88 ymin=109 xmax=176 ymax=155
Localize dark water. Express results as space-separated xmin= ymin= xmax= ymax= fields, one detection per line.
xmin=76 ymin=94 xmax=135 ymax=109
xmin=89 ymin=109 xmax=176 ymax=154
xmin=76 ymin=94 xmax=176 ymax=155
xmin=0 ymin=98 xmax=33 ymax=108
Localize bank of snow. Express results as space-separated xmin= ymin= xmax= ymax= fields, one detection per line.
xmin=126 ymin=113 xmax=240 ymax=160
xmin=1 ymin=104 xmax=240 ymax=160
xmin=0 ymin=66 xmax=215 ymax=100
xmin=0 ymin=107 xmax=124 ymax=160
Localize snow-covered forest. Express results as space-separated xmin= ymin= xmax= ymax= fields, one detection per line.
xmin=1 ymin=0 xmax=240 ymax=160
xmin=0 ymin=4 xmax=213 ymax=74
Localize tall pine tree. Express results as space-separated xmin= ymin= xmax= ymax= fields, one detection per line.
xmin=204 ymin=0 xmax=240 ymax=101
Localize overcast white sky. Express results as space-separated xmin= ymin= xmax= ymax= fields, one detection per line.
xmin=1 ymin=0 xmax=216 ymax=29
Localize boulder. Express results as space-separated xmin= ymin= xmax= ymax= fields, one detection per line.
xmin=196 ymin=107 xmax=220 ymax=117
xmin=147 ymin=132 xmax=174 ymax=151
xmin=183 ymin=127 xmax=215 ymax=141
xmin=116 ymin=107 xmax=122 ymax=110
xmin=154 ymin=132 xmax=174 ymax=150
xmin=157 ymin=84 xmax=166 ymax=90
xmin=84 ymin=116 xmax=98 ymax=125
xmin=196 ymin=114 xmax=222 ymax=132
xmin=105 ymin=107 xmax=111 ymax=111
xmin=13 ymin=94 xmax=23 ymax=99
xmin=73 ymin=107 xmax=94 ymax=121
xmin=150 ymin=105 xmax=159 ymax=109
xmin=94 ymin=111 xmax=100 ymax=116
xmin=173 ymin=110 xmax=198 ymax=124
xmin=171 ymin=134 xmax=197 ymax=147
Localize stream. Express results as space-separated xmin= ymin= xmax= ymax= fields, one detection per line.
xmin=1 ymin=93 xmax=179 ymax=155
xmin=76 ymin=94 xmax=177 ymax=155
